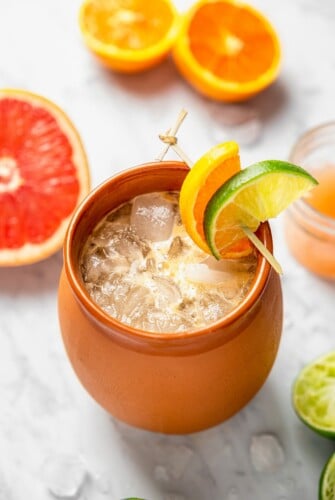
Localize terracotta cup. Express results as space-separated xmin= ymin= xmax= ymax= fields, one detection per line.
xmin=58 ymin=161 xmax=283 ymax=434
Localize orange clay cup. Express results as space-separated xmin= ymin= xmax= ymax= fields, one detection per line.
xmin=58 ymin=161 xmax=283 ymax=434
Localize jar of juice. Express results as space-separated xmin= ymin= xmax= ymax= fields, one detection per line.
xmin=58 ymin=161 xmax=283 ymax=434
xmin=285 ymin=122 xmax=335 ymax=279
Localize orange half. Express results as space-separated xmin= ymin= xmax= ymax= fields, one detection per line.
xmin=179 ymin=141 xmax=252 ymax=257
xmin=173 ymin=0 xmax=281 ymax=101
xmin=79 ymin=0 xmax=181 ymax=73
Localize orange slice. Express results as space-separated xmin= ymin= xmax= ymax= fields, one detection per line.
xmin=179 ymin=141 xmax=252 ymax=257
xmin=0 ymin=89 xmax=90 ymax=266
xmin=79 ymin=0 xmax=181 ymax=73
xmin=173 ymin=0 xmax=281 ymax=102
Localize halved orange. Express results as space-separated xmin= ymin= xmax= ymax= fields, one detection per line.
xmin=79 ymin=0 xmax=181 ymax=73
xmin=179 ymin=141 xmax=252 ymax=257
xmin=0 ymin=89 xmax=90 ymax=266
xmin=173 ymin=0 xmax=281 ymax=102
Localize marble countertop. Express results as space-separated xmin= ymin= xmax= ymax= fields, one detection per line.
xmin=1 ymin=0 xmax=335 ymax=498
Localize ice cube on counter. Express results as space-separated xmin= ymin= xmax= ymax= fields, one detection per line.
xmin=250 ymin=434 xmax=285 ymax=472
xmin=41 ymin=453 xmax=87 ymax=499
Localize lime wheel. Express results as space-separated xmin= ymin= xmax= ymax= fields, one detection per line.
xmin=0 ymin=89 xmax=90 ymax=266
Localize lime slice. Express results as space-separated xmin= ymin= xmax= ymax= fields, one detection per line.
xmin=204 ymin=160 xmax=318 ymax=259
xmin=320 ymin=453 xmax=335 ymax=500
xmin=292 ymin=351 xmax=335 ymax=438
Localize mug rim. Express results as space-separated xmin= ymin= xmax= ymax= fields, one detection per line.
xmin=64 ymin=161 xmax=272 ymax=347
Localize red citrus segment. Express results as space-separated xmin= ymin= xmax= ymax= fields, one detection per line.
xmin=0 ymin=99 xmax=80 ymax=245
xmin=0 ymin=89 xmax=90 ymax=266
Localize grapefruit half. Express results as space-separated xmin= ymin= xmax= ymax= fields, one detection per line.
xmin=0 ymin=89 xmax=90 ymax=266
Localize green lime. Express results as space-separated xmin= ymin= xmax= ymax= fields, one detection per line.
xmin=204 ymin=160 xmax=318 ymax=259
xmin=320 ymin=453 xmax=335 ymax=500
xmin=293 ymin=351 xmax=335 ymax=438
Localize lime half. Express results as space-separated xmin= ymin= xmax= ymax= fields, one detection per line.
xmin=204 ymin=160 xmax=318 ymax=259
xmin=293 ymin=351 xmax=335 ymax=438
xmin=320 ymin=453 xmax=335 ymax=500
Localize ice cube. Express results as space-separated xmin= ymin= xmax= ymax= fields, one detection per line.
xmin=106 ymin=202 xmax=131 ymax=222
xmin=154 ymin=464 xmax=170 ymax=482
xmin=199 ymin=292 xmax=225 ymax=323
xmin=226 ymin=487 xmax=239 ymax=500
xmin=202 ymin=255 xmax=257 ymax=273
xmin=164 ymin=444 xmax=194 ymax=479
xmin=130 ymin=193 xmax=175 ymax=241
xmin=94 ymin=472 xmax=110 ymax=494
xmin=151 ymin=276 xmax=181 ymax=308
xmin=110 ymin=227 xmax=150 ymax=260
xmin=185 ymin=263 xmax=231 ymax=284
xmin=210 ymin=104 xmax=262 ymax=146
xmin=143 ymin=306 xmax=184 ymax=333
xmin=41 ymin=453 xmax=87 ymax=499
xmin=120 ymin=285 xmax=154 ymax=323
xmin=250 ymin=434 xmax=285 ymax=472
xmin=82 ymin=248 xmax=130 ymax=283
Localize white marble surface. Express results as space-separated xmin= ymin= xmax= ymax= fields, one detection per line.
xmin=1 ymin=0 xmax=335 ymax=499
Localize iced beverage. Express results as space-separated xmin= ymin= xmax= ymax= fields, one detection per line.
xmin=80 ymin=191 xmax=257 ymax=333
xmin=58 ymin=162 xmax=282 ymax=433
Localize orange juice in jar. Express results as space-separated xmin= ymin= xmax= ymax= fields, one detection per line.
xmin=285 ymin=123 xmax=335 ymax=279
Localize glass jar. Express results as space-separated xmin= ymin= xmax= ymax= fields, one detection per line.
xmin=58 ymin=161 xmax=283 ymax=434
xmin=285 ymin=123 xmax=335 ymax=279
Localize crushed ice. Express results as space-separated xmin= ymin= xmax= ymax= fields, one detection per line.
xmin=80 ymin=192 xmax=257 ymax=333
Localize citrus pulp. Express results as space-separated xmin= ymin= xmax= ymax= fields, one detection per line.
xmin=79 ymin=0 xmax=181 ymax=73
xmin=204 ymin=160 xmax=318 ymax=258
xmin=293 ymin=351 xmax=335 ymax=439
xmin=173 ymin=0 xmax=281 ymax=101
xmin=179 ymin=140 xmax=252 ymax=257
xmin=0 ymin=89 xmax=90 ymax=266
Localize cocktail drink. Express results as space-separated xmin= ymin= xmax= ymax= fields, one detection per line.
xmin=80 ymin=190 xmax=257 ymax=333
xmin=285 ymin=123 xmax=335 ymax=279
xmin=58 ymin=161 xmax=283 ymax=433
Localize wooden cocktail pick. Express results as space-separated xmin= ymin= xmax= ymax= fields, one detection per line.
xmin=158 ymin=110 xmax=283 ymax=275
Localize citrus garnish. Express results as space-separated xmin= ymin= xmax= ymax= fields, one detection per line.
xmin=0 ymin=89 xmax=90 ymax=266
xmin=79 ymin=0 xmax=181 ymax=73
xmin=292 ymin=351 xmax=335 ymax=439
xmin=172 ymin=0 xmax=281 ymax=101
xmin=204 ymin=160 xmax=318 ymax=259
xmin=320 ymin=453 xmax=335 ymax=500
xmin=179 ymin=141 xmax=249 ymax=255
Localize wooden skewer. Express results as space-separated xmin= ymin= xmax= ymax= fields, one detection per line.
xmin=156 ymin=109 xmax=188 ymax=162
xmin=242 ymin=226 xmax=283 ymax=274
xmin=158 ymin=111 xmax=283 ymax=275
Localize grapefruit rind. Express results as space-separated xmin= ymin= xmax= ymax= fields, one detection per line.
xmin=0 ymin=89 xmax=90 ymax=266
